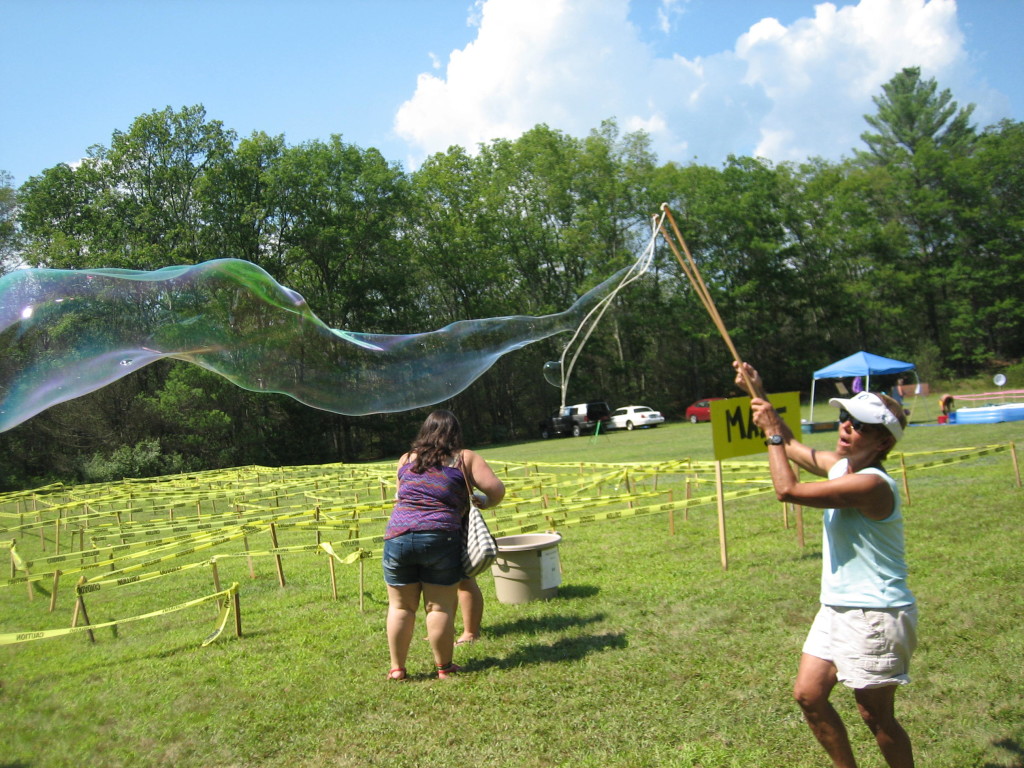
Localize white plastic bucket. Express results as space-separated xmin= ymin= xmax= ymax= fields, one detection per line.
xmin=490 ymin=533 xmax=562 ymax=604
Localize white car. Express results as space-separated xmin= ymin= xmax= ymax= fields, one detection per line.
xmin=608 ymin=405 xmax=665 ymax=431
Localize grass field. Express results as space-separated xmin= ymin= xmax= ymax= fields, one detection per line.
xmin=2 ymin=416 xmax=1023 ymax=768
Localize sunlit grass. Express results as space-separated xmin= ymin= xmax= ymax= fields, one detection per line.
xmin=2 ymin=419 xmax=1022 ymax=767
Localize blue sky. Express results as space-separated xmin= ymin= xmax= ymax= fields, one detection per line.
xmin=3 ymin=0 xmax=1021 ymax=186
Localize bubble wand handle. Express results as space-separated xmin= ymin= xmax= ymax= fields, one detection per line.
xmin=658 ymin=203 xmax=766 ymax=400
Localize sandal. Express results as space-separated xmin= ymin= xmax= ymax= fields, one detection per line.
xmin=455 ymin=637 xmax=479 ymax=647
xmin=436 ymin=662 xmax=461 ymax=680
xmin=387 ymin=667 xmax=407 ymax=681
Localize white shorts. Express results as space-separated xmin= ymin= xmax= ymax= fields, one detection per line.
xmin=802 ymin=603 xmax=918 ymax=689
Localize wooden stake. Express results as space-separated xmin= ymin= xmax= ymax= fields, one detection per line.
xmin=794 ymin=469 xmax=804 ymax=548
xmin=233 ymin=588 xmax=242 ymax=638
xmin=72 ymin=577 xmax=96 ymax=643
xmin=211 ymin=559 xmax=222 ymax=612
xmin=243 ymin=534 xmax=256 ymax=579
xmin=270 ymin=523 xmax=286 ymax=587
xmin=715 ymin=461 xmax=728 ymax=570
xmin=358 ymin=557 xmax=365 ymax=613
xmin=684 ymin=478 xmax=691 ymax=521
xmin=899 ymin=454 xmax=912 ymax=505
xmin=49 ymin=570 xmax=61 ymax=613
xmin=1010 ymin=441 xmax=1021 ymax=488
xmin=328 ymin=552 xmax=338 ymax=601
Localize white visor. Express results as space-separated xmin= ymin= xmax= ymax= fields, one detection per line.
xmin=829 ymin=391 xmax=904 ymax=441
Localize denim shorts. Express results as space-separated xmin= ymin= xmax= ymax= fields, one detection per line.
xmin=382 ymin=530 xmax=463 ymax=587
xmin=803 ymin=603 xmax=918 ymax=689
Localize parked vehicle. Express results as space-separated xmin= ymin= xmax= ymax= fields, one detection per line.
xmin=684 ymin=398 xmax=724 ymax=423
xmin=539 ymin=401 xmax=611 ymax=438
xmin=607 ymin=405 xmax=665 ymax=431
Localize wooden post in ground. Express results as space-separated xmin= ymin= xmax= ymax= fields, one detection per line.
xmin=794 ymin=468 xmax=804 ymax=548
xmin=358 ymin=556 xmax=365 ymax=613
xmin=270 ymin=523 xmax=285 ymax=587
xmin=49 ymin=570 xmax=61 ymax=613
xmin=211 ymin=558 xmax=222 ymax=613
xmin=684 ymin=478 xmax=692 ymax=521
xmin=233 ymin=587 xmax=242 ymax=638
xmin=328 ymin=551 xmax=338 ymax=601
xmin=1010 ymin=442 xmax=1021 ymax=487
xmin=899 ymin=454 xmax=912 ymax=505
xmin=37 ymin=499 xmax=44 ymax=553
xmin=715 ymin=461 xmax=728 ymax=570
xmin=71 ymin=577 xmax=96 ymax=643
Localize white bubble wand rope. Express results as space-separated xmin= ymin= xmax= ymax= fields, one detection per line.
xmin=552 ymin=212 xmax=662 ymax=408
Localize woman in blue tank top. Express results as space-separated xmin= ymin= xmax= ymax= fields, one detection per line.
xmin=382 ymin=410 xmax=505 ymax=681
xmin=734 ymin=362 xmax=916 ymax=768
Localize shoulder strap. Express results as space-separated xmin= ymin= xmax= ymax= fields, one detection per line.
xmin=460 ymin=451 xmax=473 ymax=502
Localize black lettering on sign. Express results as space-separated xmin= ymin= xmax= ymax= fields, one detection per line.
xmin=725 ymin=406 xmax=752 ymax=441
xmin=726 ymin=404 xmax=788 ymax=441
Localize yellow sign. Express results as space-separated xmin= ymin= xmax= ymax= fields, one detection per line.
xmin=710 ymin=392 xmax=802 ymax=460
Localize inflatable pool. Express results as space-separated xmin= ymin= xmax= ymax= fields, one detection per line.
xmin=949 ymin=404 xmax=1024 ymax=424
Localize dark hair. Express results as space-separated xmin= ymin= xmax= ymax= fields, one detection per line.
xmin=874 ymin=393 xmax=907 ymax=462
xmin=409 ymin=410 xmax=463 ymax=473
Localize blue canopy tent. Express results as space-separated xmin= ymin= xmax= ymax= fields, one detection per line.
xmin=809 ymin=351 xmax=917 ymax=422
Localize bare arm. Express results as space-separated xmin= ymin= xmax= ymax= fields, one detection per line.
xmin=749 ymin=397 xmax=893 ymax=519
xmin=732 ymin=362 xmax=840 ymax=477
xmin=462 ymin=450 xmax=506 ymax=508
xmin=750 ymin=397 xmax=839 ymax=478
xmin=762 ymin=452 xmax=896 ymax=519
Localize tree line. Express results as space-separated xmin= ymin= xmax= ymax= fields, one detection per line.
xmin=1 ymin=67 xmax=1021 ymax=489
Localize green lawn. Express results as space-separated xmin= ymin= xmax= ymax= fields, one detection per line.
xmin=2 ymin=418 xmax=1022 ymax=768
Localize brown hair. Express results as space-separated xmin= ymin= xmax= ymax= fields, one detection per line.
xmin=408 ymin=410 xmax=464 ymax=473
xmin=875 ymin=393 xmax=907 ymax=461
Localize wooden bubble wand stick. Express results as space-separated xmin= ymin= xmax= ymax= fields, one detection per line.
xmin=657 ymin=203 xmax=766 ymax=399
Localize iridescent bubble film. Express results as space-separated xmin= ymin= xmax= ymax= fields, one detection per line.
xmin=0 ymin=259 xmax=629 ymax=431
xmin=543 ymin=361 xmax=563 ymax=388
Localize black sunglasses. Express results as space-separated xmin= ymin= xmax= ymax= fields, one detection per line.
xmin=837 ymin=409 xmax=877 ymax=433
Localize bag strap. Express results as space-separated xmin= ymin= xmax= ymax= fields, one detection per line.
xmin=460 ymin=451 xmax=473 ymax=514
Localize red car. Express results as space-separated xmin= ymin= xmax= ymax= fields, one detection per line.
xmin=684 ymin=398 xmax=724 ymax=423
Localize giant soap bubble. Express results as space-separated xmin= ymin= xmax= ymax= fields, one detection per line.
xmin=0 ymin=258 xmax=637 ymax=432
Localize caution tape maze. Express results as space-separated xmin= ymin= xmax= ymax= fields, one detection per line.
xmin=1 ymin=445 xmax=1015 ymax=648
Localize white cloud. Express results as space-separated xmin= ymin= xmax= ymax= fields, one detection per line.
xmin=394 ymin=0 xmax=983 ymax=168
xmin=737 ymin=0 xmax=967 ymax=161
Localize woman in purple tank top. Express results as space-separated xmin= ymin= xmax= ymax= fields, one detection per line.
xmin=383 ymin=410 xmax=505 ymax=681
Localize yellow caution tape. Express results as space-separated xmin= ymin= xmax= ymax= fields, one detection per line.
xmin=0 ymin=582 xmax=239 ymax=647
xmin=319 ymin=542 xmax=376 ymax=564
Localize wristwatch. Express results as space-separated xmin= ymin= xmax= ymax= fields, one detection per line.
xmin=764 ymin=434 xmax=785 ymax=446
